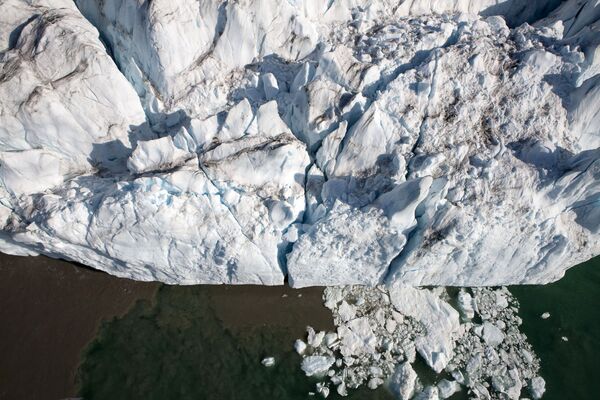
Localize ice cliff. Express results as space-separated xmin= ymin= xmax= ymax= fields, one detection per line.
xmin=0 ymin=0 xmax=599 ymax=286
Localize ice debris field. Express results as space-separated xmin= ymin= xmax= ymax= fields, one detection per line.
xmin=292 ymin=285 xmax=546 ymax=399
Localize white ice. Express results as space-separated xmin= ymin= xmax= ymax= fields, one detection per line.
xmin=0 ymin=0 xmax=599 ymax=286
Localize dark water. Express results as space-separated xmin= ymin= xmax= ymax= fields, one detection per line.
xmin=77 ymin=258 xmax=600 ymax=400
xmin=511 ymin=256 xmax=600 ymax=400
xmin=76 ymin=285 xmax=395 ymax=400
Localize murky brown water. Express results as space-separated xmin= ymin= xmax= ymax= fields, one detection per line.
xmin=0 ymin=253 xmax=157 ymax=400
xmin=1 ymin=252 xmax=598 ymax=400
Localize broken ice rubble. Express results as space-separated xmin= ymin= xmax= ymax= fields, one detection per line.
xmin=296 ymin=285 xmax=546 ymax=399
xmin=1 ymin=0 xmax=600 ymax=285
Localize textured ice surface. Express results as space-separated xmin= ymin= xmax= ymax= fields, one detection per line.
xmin=296 ymin=285 xmax=545 ymax=399
xmin=1 ymin=0 xmax=599 ymax=285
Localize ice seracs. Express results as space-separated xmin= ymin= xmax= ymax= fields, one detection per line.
xmin=1 ymin=0 xmax=600 ymax=286
xmin=0 ymin=0 xmax=147 ymax=184
xmin=127 ymin=136 xmax=195 ymax=174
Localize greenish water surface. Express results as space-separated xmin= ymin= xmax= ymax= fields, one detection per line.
xmin=76 ymin=285 xmax=395 ymax=400
xmin=77 ymin=257 xmax=600 ymax=400
xmin=511 ymin=256 xmax=600 ymax=400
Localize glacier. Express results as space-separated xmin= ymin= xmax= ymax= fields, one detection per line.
xmin=0 ymin=0 xmax=599 ymax=286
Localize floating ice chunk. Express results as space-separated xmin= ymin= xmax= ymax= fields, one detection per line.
xmin=296 ymin=286 xmax=543 ymax=399
xmin=127 ymin=136 xmax=195 ymax=174
xmin=338 ymin=317 xmax=377 ymax=356
xmin=301 ymin=356 xmax=336 ymax=377
xmin=295 ymin=339 xmax=307 ymax=355
xmin=324 ymin=332 xmax=339 ymax=348
xmin=529 ymin=376 xmax=546 ymax=399
xmin=337 ymin=301 xmax=356 ymax=322
xmin=541 ymin=312 xmax=550 ymax=319
xmin=367 ymin=377 xmax=384 ymax=389
xmin=385 ymin=318 xmax=397 ymax=333
xmin=482 ymin=322 xmax=505 ymax=346
xmin=307 ymin=327 xmax=326 ymax=348
xmin=457 ymin=290 xmax=476 ymax=320
xmin=414 ymin=386 xmax=440 ymax=400
xmin=491 ymin=368 xmax=522 ymax=399
xmin=316 ymin=382 xmax=330 ymax=398
xmin=495 ymin=292 xmax=509 ymax=309
xmin=389 ymin=362 xmax=418 ymax=400
xmin=437 ymin=379 xmax=460 ymax=399
xmin=389 ymin=286 xmax=460 ymax=372
xmin=336 ymin=381 xmax=348 ymax=396
xmin=261 ymin=357 xmax=275 ymax=367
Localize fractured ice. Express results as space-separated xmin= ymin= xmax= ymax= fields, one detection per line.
xmin=1 ymin=0 xmax=600 ymax=286
xmin=296 ymin=285 xmax=545 ymax=399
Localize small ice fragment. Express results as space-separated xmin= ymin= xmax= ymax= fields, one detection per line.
xmin=308 ymin=330 xmax=326 ymax=347
xmin=316 ymin=382 xmax=330 ymax=398
xmin=390 ymin=362 xmax=417 ymax=399
xmin=482 ymin=322 xmax=505 ymax=346
xmin=337 ymin=301 xmax=356 ymax=322
xmin=457 ymin=290 xmax=475 ymax=319
xmin=324 ymin=332 xmax=338 ymax=348
xmin=385 ymin=318 xmax=397 ymax=333
xmin=495 ymin=292 xmax=509 ymax=308
xmin=529 ymin=376 xmax=546 ymax=399
xmin=336 ymin=382 xmax=348 ymax=396
xmin=368 ymin=377 xmax=384 ymax=389
xmin=295 ymin=339 xmax=307 ymax=355
xmin=541 ymin=312 xmax=550 ymax=319
xmin=301 ymin=355 xmax=336 ymax=377
xmin=261 ymin=357 xmax=275 ymax=367
xmin=561 ymin=336 xmax=569 ymax=342
xmin=437 ymin=379 xmax=460 ymax=399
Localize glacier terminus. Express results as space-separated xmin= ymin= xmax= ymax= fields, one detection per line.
xmin=0 ymin=0 xmax=599 ymax=288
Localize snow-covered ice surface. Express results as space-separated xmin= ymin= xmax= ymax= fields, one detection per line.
xmin=296 ymin=285 xmax=545 ymax=399
xmin=1 ymin=0 xmax=600 ymax=286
